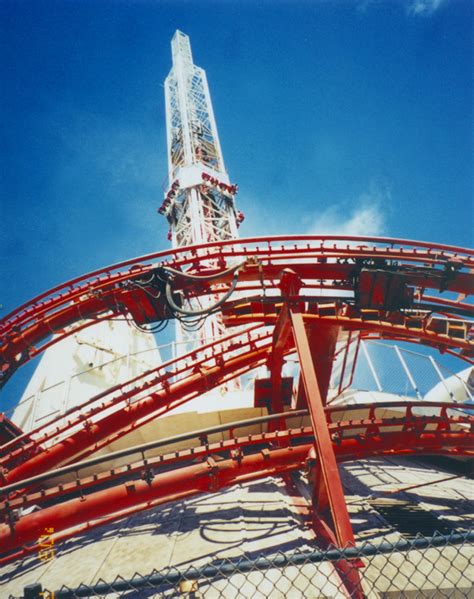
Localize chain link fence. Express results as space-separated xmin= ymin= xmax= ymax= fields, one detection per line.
xmin=15 ymin=529 xmax=474 ymax=599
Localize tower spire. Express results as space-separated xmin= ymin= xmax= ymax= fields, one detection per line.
xmin=160 ymin=30 xmax=243 ymax=248
xmin=160 ymin=31 xmax=244 ymax=366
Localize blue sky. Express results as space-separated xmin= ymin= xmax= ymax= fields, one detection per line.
xmin=1 ymin=0 xmax=473 ymax=401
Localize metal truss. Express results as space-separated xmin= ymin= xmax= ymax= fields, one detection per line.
xmin=1 ymin=403 xmax=472 ymax=562
xmin=163 ymin=31 xmax=241 ymax=351
xmin=165 ymin=31 xmax=225 ymax=180
xmin=1 ymin=235 xmax=472 ymax=386
xmin=0 ymin=234 xmax=473 ymax=597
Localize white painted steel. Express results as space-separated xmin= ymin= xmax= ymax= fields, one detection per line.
xmin=163 ymin=31 xmax=241 ymax=366
xmin=164 ymin=30 xmax=239 ymax=248
xmin=12 ymin=320 xmax=161 ymax=434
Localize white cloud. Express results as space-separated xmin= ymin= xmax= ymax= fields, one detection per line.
xmin=407 ymin=0 xmax=446 ymax=17
xmin=306 ymin=188 xmax=389 ymax=237
xmin=359 ymin=0 xmax=447 ymax=17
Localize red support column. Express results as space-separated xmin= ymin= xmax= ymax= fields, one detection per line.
xmin=294 ymin=376 xmax=306 ymax=410
xmin=290 ymin=309 xmax=354 ymax=547
xmin=295 ymin=323 xmax=338 ymax=409
xmin=290 ymin=307 xmax=364 ymax=598
xmin=268 ymin=304 xmax=292 ymax=431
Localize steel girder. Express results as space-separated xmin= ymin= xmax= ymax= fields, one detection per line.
xmin=0 ymin=235 xmax=473 ymax=585
xmin=0 ymin=406 xmax=472 ymax=561
xmin=289 ymin=308 xmax=364 ymax=597
xmin=1 ymin=326 xmax=272 ymax=484
xmin=1 ymin=236 xmax=473 ymax=385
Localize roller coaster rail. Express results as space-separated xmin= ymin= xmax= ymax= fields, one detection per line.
xmin=0 ymin=402 xmax=472 ymax=562
xmin=1 ymin=235 xmax=473 ymax=599
xmin=1 ymin=235 xmax=473 ymax=387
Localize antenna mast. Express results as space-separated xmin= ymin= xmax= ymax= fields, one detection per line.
xmin=160 ymin=31 xmax=243 ymax=349
xmin=161 ymin=30 xmax=242 ymax=245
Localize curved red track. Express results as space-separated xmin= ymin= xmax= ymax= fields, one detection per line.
xmin=1 ymin=235 xmax=473 ymax=571
xmin=1 ymin=235 xmax=473 ymax=385
xmin=0 ymin=401 xmax=472 ymax=560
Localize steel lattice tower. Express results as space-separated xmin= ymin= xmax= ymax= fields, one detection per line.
xmin=160 ymin=31 xmax=243 ymax=350
xmin=161 ymin=30 xmax=242 ymax=246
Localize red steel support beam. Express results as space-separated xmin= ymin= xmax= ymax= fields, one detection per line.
xmin=337 ymin=331 xmax=353 ymax=396
xmin=268 ymin=270 xmax=299 ymax=429
xmin=283 ymin=263 xmax=362 ymax=597
xmin=269 ymin=304 xmax=292 ymax=424
xmin=290 ymin=309 xmax=356 ymax=548
xmin=0 ymin=445 xmax=310 ymax=555
xmin=295 ymin=324 xmax=338 ymax=409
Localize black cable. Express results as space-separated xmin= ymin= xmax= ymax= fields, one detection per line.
xmin=132 ymin=271 xmax=156 ymax=286
xmin=130 ymin=280 xmax=162 ymax=300
xmin=180 ymin=319 xmax=207 ymax=332
xmin=165 ymin=271 xmax=240 ymax=316
xmin=162 ymin=260 xmax=246 ymax=282
xmin=131 ymin=319 xmax=169 ymax=334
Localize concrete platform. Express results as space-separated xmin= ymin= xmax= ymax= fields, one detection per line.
xmin=2 ymin=456 xmax=472 ymax=598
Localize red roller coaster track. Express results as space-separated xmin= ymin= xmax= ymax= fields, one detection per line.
xmin=1 ymin=236 xmax=473 ymax=597
xmin=1 ymin=235 xmax=473 ymax=385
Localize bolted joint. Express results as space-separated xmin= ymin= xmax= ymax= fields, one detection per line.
xmin=230 ymin=448 xmax=243 ymax=464
xmin=125 ymin=482 xmax=136 ymax=494
xmin=305 ymin=446 xmax=317 ymax=481
xmin=206 ymin=457 xmax=218 ymax=472
xmin=0 ymin=465 xmax=9 ymax=484
xmin=82 ymin=419 xmax=94 ymax=434
xmin=141 ymin=467 xmax=155 ymax=486
xmin=6 ymin=506 xmax=20 ymax=533
xmin=206 ymin=457 xmax=219 ymax=492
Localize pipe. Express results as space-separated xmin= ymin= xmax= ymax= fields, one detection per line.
xmin=0 ymin=409 xmax=309 ymax=497
xmin=0 ymin=445 xmax=310 ymax=553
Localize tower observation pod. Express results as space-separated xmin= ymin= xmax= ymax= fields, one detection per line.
xmin=161 ymin=31 xmax=243 ymax=351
